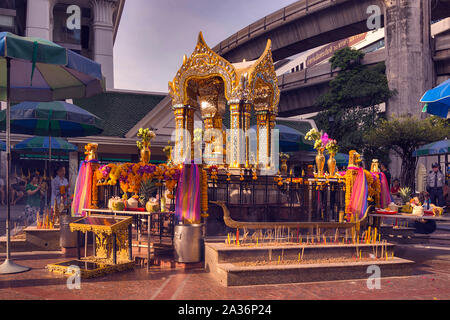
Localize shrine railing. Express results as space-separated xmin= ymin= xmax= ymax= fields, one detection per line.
xmin=206 ymin=173 xmax=345 ymax=236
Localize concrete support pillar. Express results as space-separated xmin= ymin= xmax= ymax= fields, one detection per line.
xmin=26 ymin=0 xmax=52 ymax=39
xmin=384 ymin=0 xmax=434 ymax=118
xmin=90 ymin=0 xmax=118 ymax=89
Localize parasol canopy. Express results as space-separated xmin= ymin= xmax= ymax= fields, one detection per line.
xmin=0 ymin=32 xmax=104 ymax=101
xmin=420 ymin=79 xmax=450 ymax=118
xmin=412 ymin=139 xmax=450 ymax=157
xmin=13 ymin=136 xmax=77 ymax=153
xmin=0 ymin=101 xmax=104 ymax=137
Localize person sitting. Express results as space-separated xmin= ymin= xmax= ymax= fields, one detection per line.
xmin=21 ymin=174 xmax=42 ymax=226
xmin=10 ymin=172 xmax=26 ymax=205
xmin=390 ymin=179 xmax=401 ymax=203
xmin=419 ymin=191 xmax=432 ymax=210
xmin=51 ymin=166 xmax=69 ymax=208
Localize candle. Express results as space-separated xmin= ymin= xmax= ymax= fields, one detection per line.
xmin=298 ymin=252 xmax=300 ymax=262
xmin=278 ymin=256 xmax=280 ymax=264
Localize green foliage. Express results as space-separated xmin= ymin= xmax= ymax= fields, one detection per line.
xmin=314 ymin=47 xmax=396 ymax=165
xmin=365 ymin=115 xmax=450 ymax=188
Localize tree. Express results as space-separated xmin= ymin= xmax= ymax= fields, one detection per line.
xmin=314 ymin=47 xmax=396 ymax=165
xmin=365 ymin=116 xmax=450 ymax=189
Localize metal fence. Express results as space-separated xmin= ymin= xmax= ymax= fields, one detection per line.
xmin=205 ymin=172 xmax=345 ymax=236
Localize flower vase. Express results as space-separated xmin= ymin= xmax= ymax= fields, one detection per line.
xmin=140 ymin=144 xmax=151 ymax=164
xmin=315 ymin=148 xmax=325 ymax=177
xmin=327 ymin=153 xmax=337 ymax=177
xmin=280 ymin=159 xmax=288 ymax=174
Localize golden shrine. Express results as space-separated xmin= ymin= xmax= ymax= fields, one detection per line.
xmin=169 ymin=32 xmax=280 ymax=168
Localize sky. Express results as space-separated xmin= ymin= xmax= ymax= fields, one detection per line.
xmin=113 ymin=0 xmax=297 ymax=93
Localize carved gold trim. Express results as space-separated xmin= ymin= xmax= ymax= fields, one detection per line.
xmin=169 ymin=32 xmax=238 ymax=105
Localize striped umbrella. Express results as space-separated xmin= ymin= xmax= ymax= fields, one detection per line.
xmin=0 ymin=32 xmax=104 ymax=101
xmin=0 ymin=140 xmax=5 ymax=151
xmin=0 ymin=32 xmax=104 ymax=274
xmin=13 ymin=136 xmax=77 ymax=153
xmin=0 ymin=101 xmax=104 ymax=137
xmin=413 ymin=139 xmax=450 ymax=157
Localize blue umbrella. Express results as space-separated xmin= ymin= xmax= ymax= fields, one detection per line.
xmin=420 ymin=79 xmax=450 ymax=118
xmin=0 ymin=140 xmax=5 ymax=151
xmin=13 ymin=136 xmax=77 ymax=153
xmin=325 ymin=152 xmax=349 ymax=166
xmin=250 ymin=124 xmax=314 ymax=152
xmin=0 ymin=101 xmax=104 ymax=137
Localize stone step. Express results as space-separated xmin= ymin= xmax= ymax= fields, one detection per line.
xmin=214 ymin=257 xmax=415 ymax=286
xmin=0 ymin=227 xmax=60 ymax=253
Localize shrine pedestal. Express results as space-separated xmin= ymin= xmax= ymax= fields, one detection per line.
xmin=205 ymin=242 xmax=414 ymax=287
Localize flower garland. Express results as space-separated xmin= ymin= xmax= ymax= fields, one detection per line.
xmin=95 ymin=162 xmax=180 ymax=198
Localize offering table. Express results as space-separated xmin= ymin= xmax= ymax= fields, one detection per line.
xmin=47 ymin=215 xmax=134 ymax=278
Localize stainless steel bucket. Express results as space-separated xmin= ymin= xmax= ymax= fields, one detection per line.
xmin=59 ymin=214 xmax=78 ymax=248
xmin=173 ymin=224 xmax=204 ymax=263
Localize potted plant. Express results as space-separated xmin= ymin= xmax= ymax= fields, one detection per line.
xmin=279 ymin=153 xmax=290 ymax=174
xmin=325 ymin=139 xmax=339 ymax=177
xmin=305 ymin=129 xmax=327 ymax=176
xmin=137 ymin=128 xmax=156 ymax=164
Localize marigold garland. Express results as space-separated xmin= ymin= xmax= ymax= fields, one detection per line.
xmin=94 ymin=162 xmax=180 ymax=198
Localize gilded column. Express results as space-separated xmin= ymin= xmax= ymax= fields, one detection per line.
xmin=256 ymin=110 xmax=271 ymax=168
xmin=173 ymin=105 xmax=188 ymax=164
xmin=229 ymin=100 xmax=242 ymax=168
xmin=242 ymin=102 xmax=252 ymax=167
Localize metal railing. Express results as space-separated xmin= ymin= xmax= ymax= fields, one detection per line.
xmin=206 ymin=173 xmax=345 ymax=236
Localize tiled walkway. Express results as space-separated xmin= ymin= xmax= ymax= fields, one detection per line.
xmin=0 ymin=240 xmax=449 ymax=300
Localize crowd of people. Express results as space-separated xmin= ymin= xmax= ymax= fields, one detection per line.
xmin=0 ymin=166 xmax=70 ymax=226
